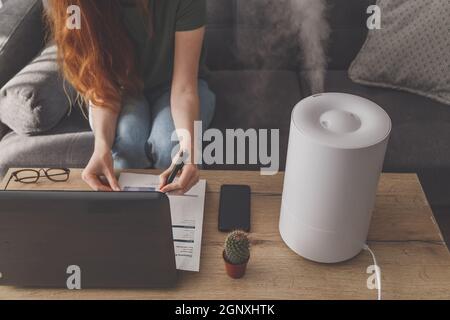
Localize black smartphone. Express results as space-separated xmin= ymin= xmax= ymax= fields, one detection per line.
xmin=218 ymin=185 xmax=251 ymax=232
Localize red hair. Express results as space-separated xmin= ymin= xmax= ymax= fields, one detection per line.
xmin=46 ymin=0 xmax=149 ymax=111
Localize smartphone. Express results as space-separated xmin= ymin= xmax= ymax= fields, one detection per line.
xmin=218 ymin=185 xmax=251 ymax=232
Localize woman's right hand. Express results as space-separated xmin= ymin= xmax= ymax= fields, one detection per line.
xmin=82 ymin=147 xmax=121 ymax=192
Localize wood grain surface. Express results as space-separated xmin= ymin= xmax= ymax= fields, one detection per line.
xmin=0 ymin=168 xmax=449 ymax=300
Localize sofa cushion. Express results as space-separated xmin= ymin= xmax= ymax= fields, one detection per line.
xmin=207 ymin=0 xmax=234 ymax=25
xmin=236 ymin=0 xmax=300 ymax=70
xmin=205 ymin=0 xmax=237 ymax=70
xmin=208 ymin=70 xmax=302 ymax=171
xmin=0 ymin=45 xmax=76 ymax=135
xmin=326 ymin=0 xmax=375 ymax=70
xmin=307 ymin=70 xmax=450 ymax=171
xmin=0 ymin=0 xmax=45 ymax=88
xmin=349 ymin=0 xmax=450 ymax=105
xmin=0 ymin=106 xmax=93 ymax=179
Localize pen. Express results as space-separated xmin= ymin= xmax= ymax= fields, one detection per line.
xmin=166 ymin=151 xmax=185 ymax=185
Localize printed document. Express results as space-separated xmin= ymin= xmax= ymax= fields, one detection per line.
xmin=118 ymin=173 xmax=206 ymax=272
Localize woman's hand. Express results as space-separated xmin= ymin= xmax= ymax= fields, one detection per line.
xmin=82 ymin=147 xmax=121 ymax=192
xmin=85 ymin=102 xmax=120 ymax=192
xmin=159 ymin=163 xmax=200 ymax=194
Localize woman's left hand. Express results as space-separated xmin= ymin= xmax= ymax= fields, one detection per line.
xmin=159 ymin=163 xmax=200 ymax=194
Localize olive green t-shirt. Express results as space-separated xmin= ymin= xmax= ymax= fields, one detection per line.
xmin=120 ymin=0 xmax=207 ymax=90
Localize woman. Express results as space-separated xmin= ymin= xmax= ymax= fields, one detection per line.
xmin=46 ymin=0 xmax=215 ymax=193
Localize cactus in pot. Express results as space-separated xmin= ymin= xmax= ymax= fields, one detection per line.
xmin=223 ymin=230 xmax=250 ymax=279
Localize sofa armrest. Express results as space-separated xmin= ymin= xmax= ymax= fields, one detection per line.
xmin=0 ymin=0 xmax=46 ymax=88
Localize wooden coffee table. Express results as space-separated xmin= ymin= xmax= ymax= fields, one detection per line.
xmin=1 ymin=168 xmax=450 ymax=300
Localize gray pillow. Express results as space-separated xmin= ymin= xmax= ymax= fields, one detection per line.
xmin=349 ymin=0 xmax=450 ymax=106
xmin=0 ymin=0 xmax=45 ymax=88
xmin=0 ymin=45 xmax=76 ymax=135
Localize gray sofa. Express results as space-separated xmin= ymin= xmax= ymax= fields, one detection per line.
xmin=1 ymin=0 xmax=449 ymax=174
xmin=1 ymin=0 xmax=450 ymax=240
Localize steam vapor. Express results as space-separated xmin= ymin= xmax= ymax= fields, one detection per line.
xmin=290 ymin=0 xmax=330 ymax=94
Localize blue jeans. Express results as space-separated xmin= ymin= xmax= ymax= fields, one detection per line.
xmin=91 ymin=80 xmax=216 ymax=169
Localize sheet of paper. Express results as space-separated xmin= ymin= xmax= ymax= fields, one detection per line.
xmin=118 ymin=173 xmax=206 ymax=272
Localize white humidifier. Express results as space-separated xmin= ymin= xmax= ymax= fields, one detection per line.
xmin=279 ymin=93 xmax=391 ymax=263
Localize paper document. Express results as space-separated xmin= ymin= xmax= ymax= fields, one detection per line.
xmin=118 ymin=173 xmax=206 ymax=272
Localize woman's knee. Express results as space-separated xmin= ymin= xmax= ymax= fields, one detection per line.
xmin=113 ymin=96 xmax=152 ymax=168
xmin=148 ymin=80 xmax=216 ymax=168
xmin=114 ymin=96 xmax=151 ymax=147
xmin=148 ymin=137 xmax=179 ymax=169
xmin=148 ymin=121 xmax=179 ymax=168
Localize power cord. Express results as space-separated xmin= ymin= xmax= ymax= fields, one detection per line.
xmin=363 ymin=244 xmax=382 ymax=300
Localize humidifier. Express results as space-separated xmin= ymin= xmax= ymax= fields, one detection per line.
xmin=279 ymin=93 xmax=392 ymax=263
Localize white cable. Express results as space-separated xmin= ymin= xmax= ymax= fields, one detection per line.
xmin=363 ymin=244 xmax=382 ymax=300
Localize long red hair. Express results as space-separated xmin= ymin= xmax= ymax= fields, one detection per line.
xmin=46 ymin=0 xmax=149 ymax=111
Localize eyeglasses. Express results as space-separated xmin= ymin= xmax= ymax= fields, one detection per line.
xmin=11 ymin=168 xmax=70 ymax=184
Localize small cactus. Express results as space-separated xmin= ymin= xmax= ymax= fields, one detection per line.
xmin=224 ymin=230 xmax=250 ymax=265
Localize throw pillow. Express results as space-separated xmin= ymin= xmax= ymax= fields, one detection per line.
xmin=0 ymin=0 xmax=45 ymax=88
xmin=0 ymin=45 xmax=76 ymax=135
xmin=349 ymin=0 xmax=450 ymax=105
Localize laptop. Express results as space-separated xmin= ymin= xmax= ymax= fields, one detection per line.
xmin=0 ymin=191 xmax=177 ymax=288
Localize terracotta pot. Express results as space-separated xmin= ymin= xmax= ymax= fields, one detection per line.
xmin=223 ymin=251 xmax=249 ymax=279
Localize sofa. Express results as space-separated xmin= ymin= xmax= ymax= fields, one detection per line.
xmin=1 ymin=1 xmax=449 ymax=241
